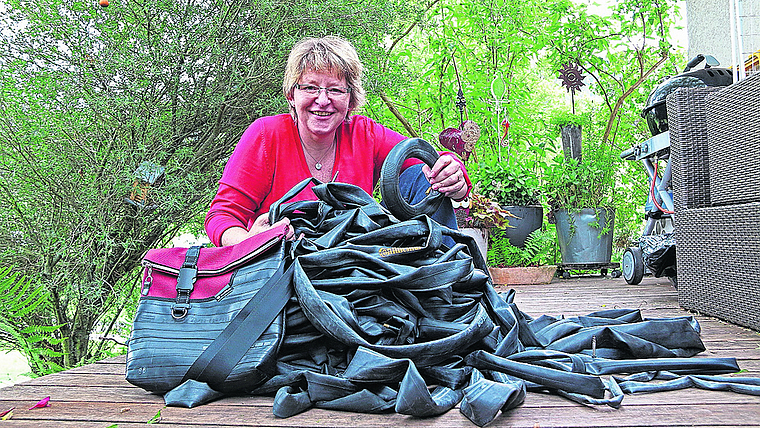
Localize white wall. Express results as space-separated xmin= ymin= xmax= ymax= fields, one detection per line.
xmin=686 ymin=0 xmax=760 ymax=70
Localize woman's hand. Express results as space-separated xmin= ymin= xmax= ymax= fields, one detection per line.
xmin=220 ymin=214 xmax=295 ymax=246
xmin=249 ymin=214 xmax=295 ymax=239
xmin=422 ymin=154 xmax=469 ymax=201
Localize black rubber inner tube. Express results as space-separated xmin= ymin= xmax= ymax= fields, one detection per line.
xmin=380 ymin=138 xmax=444 ymax=220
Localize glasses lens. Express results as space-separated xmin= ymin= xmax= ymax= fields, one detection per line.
xmin=298 ymin=84 xmax=320 ymax=94
xmin=296 ymin=84 xmax=350 ymax=97
xmin=327 ymin=87 xmax=348 ymax=96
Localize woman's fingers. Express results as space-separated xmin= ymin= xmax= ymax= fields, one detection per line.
xmin=436 ymin=173 xmax=467 ymax=198
xmin=250 ymin=214 xmax=295 ymax=240
xmin=273 ymin=218 xmax=296 ymax=240
xmin=424 ymin=155 xmax=466 ymax=197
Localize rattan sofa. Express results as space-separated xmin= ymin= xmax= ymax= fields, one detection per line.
xmin=668 ymin=72 xmax=760 ymax=331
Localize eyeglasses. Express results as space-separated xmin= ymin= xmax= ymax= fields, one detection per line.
xmin=294 ymin=83 xmax=352 ymax=97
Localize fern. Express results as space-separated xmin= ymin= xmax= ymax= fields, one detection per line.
xmin=0 ymin=266 xmax=65 ymax=376
xmin=522 ymin=228 xmax=557 ymax=266
xmin=488 ymin=228 xmax=557 ymax=267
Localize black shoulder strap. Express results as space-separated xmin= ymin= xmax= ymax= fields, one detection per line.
xmin=182 ymin=259 xmax=294 ymax=386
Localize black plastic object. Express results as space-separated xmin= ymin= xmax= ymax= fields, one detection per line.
xmin=641 ymin=55 xmax=733 ymax=136
xmin=163 ymin=379 xmax=224 ymax=408
xmin=459 ymin=369 xmax=526 ymax=427
xmin=500 ymin=205 xmax=543 ymax=248
xmin=380 ymin=137 xmax=445 ymax=220
xmin=640 ymin=233 xmax=677 ymax=278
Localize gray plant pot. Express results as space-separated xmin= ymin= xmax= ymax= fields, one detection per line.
xmin=555 ymin=208 xmax=614 ymax=264
xmin=501 ymin=205 xmax=543 ymax=248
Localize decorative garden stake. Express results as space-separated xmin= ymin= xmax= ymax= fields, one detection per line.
xmin=452 ymin=58 xmax=467 ymax=126
xmin=490 ymin=74 xmax=509 ymax=160
xmin=439 ymin=55 xmax=480 ymax=162
xmin=455 ymin=88 xmax=466 ymax=124
xmin=557 ymin=63 xmax=586 ymax=114
xmin=500 ymin=117 xmax=510 ymax=147
xmin=439 ymin=122 xmax=479 ymax=162
xmin=557 ymin=63 xmax=586 ymax=160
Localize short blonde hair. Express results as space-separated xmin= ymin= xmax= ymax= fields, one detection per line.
xmin=283 ymin=36 xmax=366 ymax=113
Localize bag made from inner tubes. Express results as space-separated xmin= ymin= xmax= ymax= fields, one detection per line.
xmin=125 ymin=225 xmax=289 ymax=394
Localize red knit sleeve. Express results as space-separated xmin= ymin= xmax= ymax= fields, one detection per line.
xmin=204 ymin=119 xmax=274 ymax=246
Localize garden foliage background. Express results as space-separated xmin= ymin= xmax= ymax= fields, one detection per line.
xmin=0 ymin=0 xmax=687 ymax=376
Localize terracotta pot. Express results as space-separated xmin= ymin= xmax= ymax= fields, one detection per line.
xmin=489 ymin=265 xmax=557 ymax=285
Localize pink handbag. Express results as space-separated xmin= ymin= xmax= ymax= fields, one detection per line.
xmin=127 ymin=224 xmax=290 ymax=394
xmin=140 ymin=225 xmax=286 ymax=300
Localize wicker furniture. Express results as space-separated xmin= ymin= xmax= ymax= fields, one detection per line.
xmin=667 ymin=87 xmax=722 ymax=211
xmin=676 ymin=203 xmax=760 ymax=330
xmin=669 ymin=72 xmax=760 ymax=331
xmin=706 ymin=74 xmax=760 ymax=206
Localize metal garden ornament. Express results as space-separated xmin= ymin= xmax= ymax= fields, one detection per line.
xmin=557 ymin=63 xmax=586 ymax=114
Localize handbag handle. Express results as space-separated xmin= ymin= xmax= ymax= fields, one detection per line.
xmin=182 ymin=256 xmax=294 ymax=389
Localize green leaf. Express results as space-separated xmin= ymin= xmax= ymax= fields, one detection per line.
xmin=147 ymin=407 xmax=163 ymax=424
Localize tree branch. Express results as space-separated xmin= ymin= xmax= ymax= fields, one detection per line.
xmin=602 ymin=50 xmax=669 ymax=143
xmin=385 ymin=0 xmax=441 ymax=60
xmin=378 ymin=90 xmax=418 ymax=137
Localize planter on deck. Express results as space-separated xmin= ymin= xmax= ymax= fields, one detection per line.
xmin=489 ymin=265 xmax=557 ymax=285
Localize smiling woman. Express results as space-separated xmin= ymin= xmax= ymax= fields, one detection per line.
xmin=204 ymin=36 xmax=474 ymax=248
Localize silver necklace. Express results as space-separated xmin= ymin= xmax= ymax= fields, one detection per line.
xmin=301 ymin=136 xmax=336 ymax=171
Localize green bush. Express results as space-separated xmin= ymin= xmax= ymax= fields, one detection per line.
xmin=542 ymin=144 xmax=618 ymax=212
xmin=0 ymin=267 xmax=64 ymax=376
xmin=472 ymin=155 xmax=540 ymax=206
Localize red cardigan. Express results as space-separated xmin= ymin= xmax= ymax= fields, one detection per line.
xmin=205 ymin=114 xmax=470 ymax=246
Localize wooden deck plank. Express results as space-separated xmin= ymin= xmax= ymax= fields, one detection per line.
xmin=1 ymin=276 xmax=759 ymax=427
xmin=4 ymin=384 xmax=760 ymax=409
xmin=2 ymin=398 xmax=760 ymax=428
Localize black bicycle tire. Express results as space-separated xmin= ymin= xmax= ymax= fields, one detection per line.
xmin=380 ymin=138 xmax=444 ymax=220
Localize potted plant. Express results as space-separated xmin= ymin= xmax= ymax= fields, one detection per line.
xmin=543 ymin=145 xmax=617 ymax=266
xmin=487 ymin=227 xmax=558 ymax=285
xmin=454 ymin=192 xmax=515 ymax=261
xmin=471 ymin=154 xmax=543 ymax=248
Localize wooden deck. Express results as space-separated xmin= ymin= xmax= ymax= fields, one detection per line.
xmin=2 ymin=275 xmax=760 ymax=427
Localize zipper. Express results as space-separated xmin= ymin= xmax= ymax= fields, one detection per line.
xmin=214 ymin=284 xmax=234 ymax=301
xmin=142 ymin=263 xmax=153 ymax=296
xmin=140 ymin=236 xmax=280 ymax=276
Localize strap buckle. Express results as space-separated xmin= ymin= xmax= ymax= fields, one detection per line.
xmin=172 ymin=303 xmax=191 ymax=320
xmin=176 ymin=267 xmax=197 ymax=292
xmin=172 ymin=246 xmax=201 ymax=320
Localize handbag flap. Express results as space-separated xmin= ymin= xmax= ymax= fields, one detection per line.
xmin=143 ymin=224 xmax=287 ymax=276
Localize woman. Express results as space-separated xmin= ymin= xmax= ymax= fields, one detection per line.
xmin=205 ymin=36 xmax=471 ymax=247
